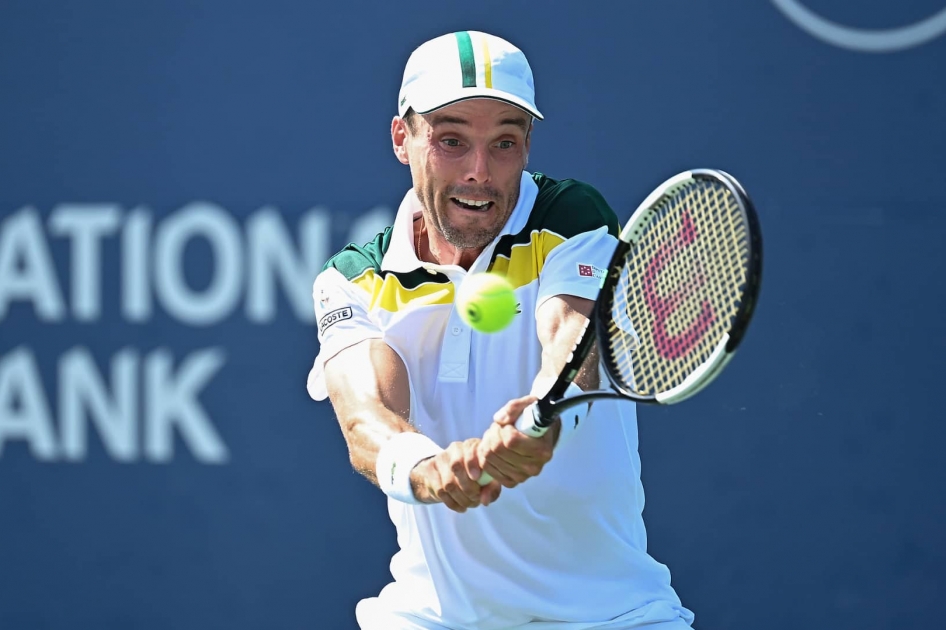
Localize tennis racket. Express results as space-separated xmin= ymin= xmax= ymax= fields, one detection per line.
xmin=478 ymin=168 xmax=762 ymax=484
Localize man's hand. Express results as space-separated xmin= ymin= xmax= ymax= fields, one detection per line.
xmin=411 ymin=438 xmax=502 ymax=513
xmin=477 ymin=395 xmax=560 ymax=488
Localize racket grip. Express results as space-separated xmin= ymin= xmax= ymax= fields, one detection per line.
xmin=514 ymin=402 xmax=550 ymax=438
xmin=476 ymin=404 xmax=548 ymax=486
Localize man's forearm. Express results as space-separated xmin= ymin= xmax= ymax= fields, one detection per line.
xmin=340 ymin=413 xmax=415 ymax=485
xmin=531 ymin=295 xmax=599 ymax=399
xmin=324 ymin=339 xmax=415 ymax=487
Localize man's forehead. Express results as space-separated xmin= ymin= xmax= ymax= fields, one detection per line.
xmin=426 ymin=100 xmax=531 ymax=130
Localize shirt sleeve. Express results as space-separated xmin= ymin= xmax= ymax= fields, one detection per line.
xmin=306 ymin=267 xmax=382 ymax=401
xmin=536 ymin=226 xmax=619 ymax=311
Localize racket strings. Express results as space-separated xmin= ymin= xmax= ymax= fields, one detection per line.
xmin=605 ymin=179 xmax=750 ymax=396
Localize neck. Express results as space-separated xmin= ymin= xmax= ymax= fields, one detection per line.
xmin=414 ymin=217 xmax=482 ymax=270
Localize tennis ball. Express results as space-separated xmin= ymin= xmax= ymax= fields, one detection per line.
xmin=456 ymin=273 xmax=517 ymax=333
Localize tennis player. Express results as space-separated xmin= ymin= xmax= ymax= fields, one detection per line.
xmin=307 ymin=31 xmax=695 ymax=630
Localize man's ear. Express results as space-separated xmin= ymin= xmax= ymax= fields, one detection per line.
xmin=392 ymin=116 xmax=410 ymax=165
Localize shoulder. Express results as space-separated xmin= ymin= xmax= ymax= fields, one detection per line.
xmin=318 ymin=227 xmax=450 ymax=308
xmin=321 ymin=226 xmax=393 ymax=280
xmin=488 ymin=174 xmax=620 ymax=279
xmin=529 ymin=172 xmax=620 ymax=238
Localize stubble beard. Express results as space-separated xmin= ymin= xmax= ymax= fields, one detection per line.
xmin=418 ymin=184 xmax=521 ymax=250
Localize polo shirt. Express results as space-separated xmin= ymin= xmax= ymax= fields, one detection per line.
xmin=308 ymin=172 xmax=692 ymax=629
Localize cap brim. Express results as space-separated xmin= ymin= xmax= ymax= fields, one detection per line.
xmin=408 ymin=87 xmax=543 ymax=120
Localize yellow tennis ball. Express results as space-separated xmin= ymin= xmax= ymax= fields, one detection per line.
xmin=456 ymin=273 xmax=517 ymax=333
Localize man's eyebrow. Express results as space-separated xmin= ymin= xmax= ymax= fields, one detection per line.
xmin=429 ymin=114 xmax=470 ymax=127
xmin=500 ymin=117 xmax=530 ymax=132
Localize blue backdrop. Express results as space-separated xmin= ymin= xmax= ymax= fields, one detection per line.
xmin=1 ymin=1 xmax=945 ymax=628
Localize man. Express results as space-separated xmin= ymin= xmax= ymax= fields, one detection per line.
xmin=307 ymin=31 xmax=695 ymax=630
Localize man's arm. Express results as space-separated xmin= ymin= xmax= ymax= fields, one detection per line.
xmin=531 ymin=293 xmax=599 ymax=397
xmin=324 ymin=338 xmax=501 ymax=511
xmin=477 ymin=294 xmax=598 ymax=487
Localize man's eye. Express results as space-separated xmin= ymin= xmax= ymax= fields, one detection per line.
xmin=498 ymin=140 xmax=514 ymax=149
xmin=443 ymin=138 xmax=461 ymax=147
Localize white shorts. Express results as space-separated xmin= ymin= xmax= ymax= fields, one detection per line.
xmin=355 ymin=598 xmax=695 ymax=630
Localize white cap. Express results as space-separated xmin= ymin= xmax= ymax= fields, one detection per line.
xmin=398 ymin=31 xmax=543 ymax=120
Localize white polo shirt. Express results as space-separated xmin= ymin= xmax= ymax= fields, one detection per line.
xmin=308 ymin=172 xmax=693 ymax=629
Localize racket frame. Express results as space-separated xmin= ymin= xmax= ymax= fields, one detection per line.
xmin=533 ymin=168 xmax=763 ymax=425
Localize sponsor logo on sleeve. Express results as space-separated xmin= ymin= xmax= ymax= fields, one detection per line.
xmin=318 ymin=306 xmax=353 ymax=334
xmin=577 ymin=263 xmax=607 ymax=280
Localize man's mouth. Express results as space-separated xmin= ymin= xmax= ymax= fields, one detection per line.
xmin=451 ymin=197 xmax=494 ymax=212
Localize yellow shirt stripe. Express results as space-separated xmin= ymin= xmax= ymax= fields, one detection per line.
xmin=352 ymin=269 xmax=455 ymax=312
xmin=351 ymin=229 xmax=566 ymax=312
xmin=488 ymin=229 xmax=566 ymax=288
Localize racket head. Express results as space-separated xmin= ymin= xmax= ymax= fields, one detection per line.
xmin=596 ymin=169 xmax=763 ymax=404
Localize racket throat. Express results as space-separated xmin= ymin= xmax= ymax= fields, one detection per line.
xmin=540 ymin=388 xmax=631 ymax=421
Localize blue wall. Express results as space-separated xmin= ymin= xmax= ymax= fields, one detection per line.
xmin=1 ymin=1 xmax=944 ymax=628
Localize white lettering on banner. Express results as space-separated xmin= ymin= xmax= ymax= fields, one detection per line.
xmin=144 ymin=348 xmax=228 ymax=463
xmin=60 ymin=347 xmax=137 ymax=461
xmin=0 ymin=204 xmax=392 ymax=325
xmin=0 ymin=347 xmax=59 ymax=459
xmin=0 ymin=208 xmax=66 ymax=321
xmin=154 ymin=203 xmax=243 ymax=326
xmin=122 ymin=208 xmax=152 ymax=322
xmin=0 ymin=346 xmax=228 ymax=463
xmin=48 ymin=204 xmax=121 ymax=322
xmin=246 ymin=207 xmax=330 ymax=323
xmin=0 ymin=202 xmax=394 ymax=465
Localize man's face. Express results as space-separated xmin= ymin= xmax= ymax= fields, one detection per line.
xmin=394 ymin=99 xmax=532 ymax=250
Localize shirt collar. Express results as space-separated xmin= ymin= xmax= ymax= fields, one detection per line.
xmin=381 ymin=171 xmax=539 ymax=274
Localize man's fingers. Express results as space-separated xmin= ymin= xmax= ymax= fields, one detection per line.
xmin=492 ymin=395 xmax=538 ymax=426
xmin=480 ymin=481 xmax=502 ymax=506
xmin=413 ymin=440 xmax=507 ymax=513
xmin=434 ymin=473 xmax=478 ymax=511
xmin=462 ymin=439 xmax=483 ymax=481
xmin=481 ymin=420 xmax=545 ymax=461
xmin=477 ymin=421 xmax=554 ymax=488
xmin=426 ymin=465 xmax=467 ymax=512
xmin=428 ymin=442 xmax=489 ymax=512
xmin=479 ymin=444 xmax=534 ymax=487
xmin=478 ymin=396 xmax=556 ymax=490
xmin=482 ymin=461 xmax=529 ymax=487
xmin=449 ymin=456 xmax=482 ymax=503
xmin=500 ymin=423 xmax=554 ymax=460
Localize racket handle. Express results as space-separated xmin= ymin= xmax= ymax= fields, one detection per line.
xmin=514 ymin=402 xmax=551 ymax=438
xmin=476 ymin=404 xmax=548 ymax=486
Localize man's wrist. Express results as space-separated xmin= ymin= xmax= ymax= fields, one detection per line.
xmin=376 ymin=432 xmax=443 ymax=504
xmin=409 ymin=461 xmax=437 ymax=504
